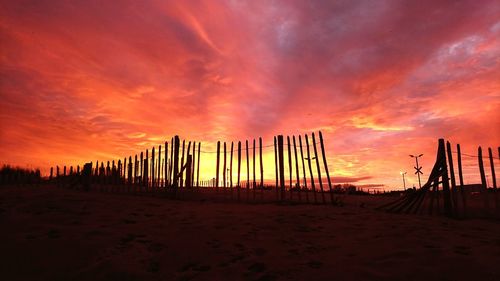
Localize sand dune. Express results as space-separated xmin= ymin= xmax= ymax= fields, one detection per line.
xmin=0 ymin=186 xmax=499 ymax=281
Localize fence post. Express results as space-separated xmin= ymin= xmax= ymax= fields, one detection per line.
xmin=180 ymin=140 xmax=186 ymax=188
xmin=246 ymin=140 xmax=250 ymax=200
xmin=259 ymin=137 xmax=263 ymax=188
xmin=312 ymin=133 xmax=325 ymax=204
xmin=478 ymin=146 xmax=490 ymax=214
xmin=144 ymin=150 xmax=149 ymax=190
xmin=158 ymin=145 xmax=162 ymax=187
xmin=152 ymin=147 xmax=155 ymax=189
xmin=185 ymin=155 xmax=192 ymax=188
xmin=237 ymin=141 xmax=241 ymax=201
xmin=293 ymin=136 xmax=301 ymax=202
xmin=173 ymin=136 xmax=180 ymax=188
xmin=274 ymin=136 xmax=278 ymax=200
xmin=299 ymin=135 xmax=308 ymax=202
xmin=305 ymin=134 xmax=317 ymax=203
xmin=230 ymin=142 xmax=234 ymax=198
xmin=167 ymin=142 xmax=169 ymax=188
xmin=457 ymin=144 xmax=466 ymax=214
xmin=446 ymin=141 xmax=458 ymax=215
xmin=319 ymin=131 xmax=334 ymax=204
xmin=278 ymin=135 xmax=285 ymax=201
xmin=287 ymin=136 xmax=293 ymax=200
xmin=438 ymin=139 xmax=452 ymax=217
xmin=253 ymin=139 xmax=256 ymax=200
xmin=488 ymin=147 xmax=498 ymax=210
xmin=215 ymin=141 xmax=220 ymax=192
xmin=223 ymin=142 xmax=227 ymax=191
xmin=191 ymin=142 xmax=195 ymax=188
xmin=169 ymin=137 xmax=174 ymax=184
xmin=197 ymin=142 xmax=201 ymax=188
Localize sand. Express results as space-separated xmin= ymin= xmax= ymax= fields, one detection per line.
xmin=0 ymin=185 xmax=499 ymax=281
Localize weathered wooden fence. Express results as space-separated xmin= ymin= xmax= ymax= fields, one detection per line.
xmin=49 ymin=131 xmax=341 ymax=205
xmin=378 ymin=139 xmax=499 ymax=218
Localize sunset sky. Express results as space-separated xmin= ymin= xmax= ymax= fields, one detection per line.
xmin=1 ymin=0 xmax=499 ymax=189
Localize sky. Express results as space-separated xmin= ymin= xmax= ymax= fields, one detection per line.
xmin=1 ymin=0 xmax=499 ymax=190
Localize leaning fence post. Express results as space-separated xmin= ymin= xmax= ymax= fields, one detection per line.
xmin=488 ymin=147 xmax=498 ymax=210
xmin=180 ymin=140 xmax=186 ymax=188
xmin=319 ymin=131 xmax=334 ymax=204
xmin=446 ymin=141 xmax=458 ymax=215
xmin=185 ymin=155 xmax=192 ymax=188
xmin=312 ymin=133 xmax=325 ymax=204
xmin=299 ymin=135 xmax=309 ymax=202
xmin=438 ymin=139 xmax=453 ymax=217
xmin=293 ymin=136 xmax=301 ymax=202
xmin=478 ymin=146 xmax=490 ymax=214
xmin=305 ymin=134 xmax=317 ymax=203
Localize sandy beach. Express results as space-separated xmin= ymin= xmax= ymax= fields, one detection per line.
xmin=0 ymin=185 xmax=499 ymax=281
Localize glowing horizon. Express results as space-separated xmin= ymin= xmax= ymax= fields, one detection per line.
xmin=1 ymin=0 xmax=499 ymax=190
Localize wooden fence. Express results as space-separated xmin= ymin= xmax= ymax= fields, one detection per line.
xmin=378 ymin=139 xmax=499 ymax=218
xmin=49 ymin=131 xmax=341 ymax=205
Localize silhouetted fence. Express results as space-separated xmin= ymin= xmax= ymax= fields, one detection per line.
xmin=48 ymin=131 xmax=342 ymax=205
xmin=378 ymin=139 xmax=499 ymax=218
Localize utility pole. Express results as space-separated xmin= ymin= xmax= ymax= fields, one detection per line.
xmin=400 ymin=171 xmax=407 ymax=190
xmin=409 ymin=154 xmax=423 ymax=189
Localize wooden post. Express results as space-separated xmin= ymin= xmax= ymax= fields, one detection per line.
xmin=278 ymin=135 xmax=285 ymax=201
xmin=319 ymin=131 xmax=334 ymax=204
xmin=185 ymin=155 xmax=192 ymax=188
xmin=158 ymin=145 xmax=162 ymax=187
xmin=140 ymin=152 xmax=144 ymax=185
xmin=488 ymin=147 xmax=498 ymax=210
xmin=287 ymin=136 xmax=293 ymax=200
xmin=274 ymin=136 xmax=279 ymax=200
xmin=50 ymin=167 xmax=53 ymax=180
xmin=173 ymin=136 xmax=180 ymax=188
xmin=299 ymin=136 xmax=308 ymax=202
xmin=216 ymin=141 xmax=220 ymax=192
xmin=169 ymin=137 xmax=174 ymax=184
xmin=446 ymin=141 xmax=458 ymax=214
xmin=128 ymin=156 xmax=133 ymax=186
xmin=259 ymin=137 xmax=263 ymax=188
xmin=312 ymin=133 xmax=325 ymax=204
xmin=167 ymin=142 xmax=169 ymax=187
xmin=152 ymin=147 xmax=155 ymax=189
xmin=229 ymin=142 xmax=234 ymax=199
xmin=305 ymin=134 xmax=317 ymax=203
xmin=293 ymin=136 xmax=301 ymax=202
xmin=299 ymin=135 xmax=308 ymax=189
xmin=437 ymin=139 xmax=452 ymax=217
xmin=197 ymin=142 xmax=201 ymax=188
xmin=134 ymin=155 xmax=137 ymax=185
xmin=230 ymin=141 xmax=234 ymax=197
xmin=180 ymin=140 xmax=186 ymax=188
xmin=144 ymin=150 xmax=149 ymax=189
xmin=191 ymin=141 xmax=195 ymax=188
xmin=223 ymin=142 xmax=227 ymax=190
xmin=237 ymin=141 xmax=241 ymax=201
xmin=478 ymin=146 xmax=490 ymax=213
xmin=253 ymin=139 xmax=256 ymax=200
xmin=246 ymin=140 xmax=250 ymax=200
